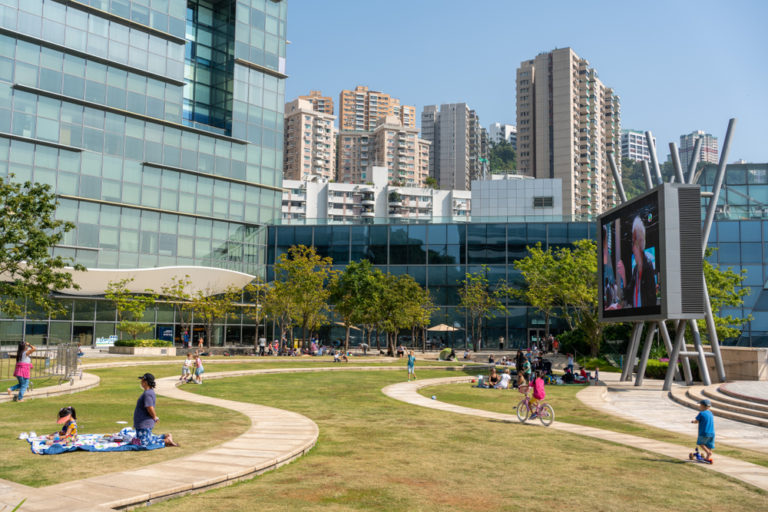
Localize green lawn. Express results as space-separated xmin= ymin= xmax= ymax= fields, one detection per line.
xmin=417 ymin=381 xmax=768 ymax=469
xmin=0 ymin=360 xmax=470 ymax=487
xmin=146 ymin=368 xmax=767 ymax=511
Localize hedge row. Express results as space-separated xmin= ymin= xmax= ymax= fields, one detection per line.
xmin=114 ymin=339 xmax=173 ymax=347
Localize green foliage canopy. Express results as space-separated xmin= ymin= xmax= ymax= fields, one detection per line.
xmin=0 ymin=176 xmax=84 ymax=317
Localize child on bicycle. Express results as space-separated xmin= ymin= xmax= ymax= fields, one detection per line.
xmin=529 ymin=370 xmax=546 ymax=419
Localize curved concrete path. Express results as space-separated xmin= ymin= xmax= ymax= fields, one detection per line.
xmin=1 ymin=372 xmax=100 ymax=404
xmin=383 ymin=376 xmax=768 ymax=492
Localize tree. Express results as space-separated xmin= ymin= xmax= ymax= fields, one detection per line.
xmin=0 ymin=175 xmax=85 ymax=318
xmin=698 ymin=249 xmax=751 ymax=341
xmin=330 ymin=260 xmax=378 ymax=353
xmin=424 ymin=176 xmax=439 ymax=189
xmin=243 ymin=278 xmax=268 ymax=347
xmin=512 ymin=243 xmax=558 ymax=336
xmin=516 ymin=240 xmax=602 ymax=356
xmin=489 ymin=140 xmax=516 ymax=173
xmin=262 ymin=280 xmax=296 ymax=351
xmin=554 ymin=240 xmax=601 ymax=356
xmin=375 ymin=273 xmax=430 ymax=356
xmin=458 ymin=266 xmax=508 ymax=351
xmin=274 ymin=245 xmax=335 ymax=347
xmin=104 ymin=278 xmax=157 ymax=340
xmin=159 ymin=275 xmax=194 ymax=343
xmin=191 ymin=286 xmax=242 ymax=348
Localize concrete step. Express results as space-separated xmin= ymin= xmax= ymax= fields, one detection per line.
xmin=668 ymin=386 xmax=768 ymax=428
xmin=686 ymin=387 xmax=768 ymax=421
xmin=701 ymin=387 xmax=768 ymax=415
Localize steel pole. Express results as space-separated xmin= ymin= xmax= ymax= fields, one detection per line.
xmin=645 ymin=131 xmax=663 ymax=185
xmin=663 ymin=322 xmax=687 ymax=390
xmin=621 ymin=322 xmax=643 ymax=381
xmin=702 ymin=278 xmax=727 ymax=382
xmin=607 ymin=152 xmax=627 ymax=203
xmin=663 ymin=321 xmax=685 ymax=381
xmin=641 ymin=161 xmax=653 ymax=190
xmin=635 ymin=323 xmax=657 ymax=386
xmin=702 ymin=118 xmax=737 ymax=252
xmin=686 ymin=137 xmax=703 ymax=184
xmin=668 ymin=142 xmax=685 ymax=184
xmin=688 ymin=319 xmax=712 ymax=386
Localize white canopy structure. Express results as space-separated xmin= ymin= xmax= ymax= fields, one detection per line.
xmin=58 ymin=266 xmax=256 ymax=297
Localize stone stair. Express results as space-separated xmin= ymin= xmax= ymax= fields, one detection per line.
xmin=668 ymin=383 xmax=768 ymax=429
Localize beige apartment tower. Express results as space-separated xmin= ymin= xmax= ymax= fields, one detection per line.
xmin=516 ymin=47 xmax=621 ymax=217
xmin=283 ymin=98 xmax=337 ymax=181
xmin=337 ymin=116 xmax=430 ymax=187
xmin=339 ymin=85 xmax=416 ymax=131
xmin=299 ymin=90 xmax=334 ymax=114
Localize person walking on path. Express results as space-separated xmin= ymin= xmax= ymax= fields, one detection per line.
xmin=407 ymin=350 xmax=416 ymax=381
xmin=197 ymin=335 xmax=204 ymax=349
xmin=8 ymin=341 xmax=35 ymax=402
xmin=134 ymin=373 xmax=179 ymax=447
xmin=691 ymin=398 xmax=715 ymax=463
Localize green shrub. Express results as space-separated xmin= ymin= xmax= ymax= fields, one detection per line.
xmin=643 ymin=359 xmax=700 ymax=380
xmin=114 ymin=339 xmax=173 ymax=347
xmin=577 ymin=356 xmax=621 ymax=373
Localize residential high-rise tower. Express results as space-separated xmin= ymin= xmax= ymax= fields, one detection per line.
xmin=299 ymin=90 xmax=334 ymax=115
xmin=339 ymin=86 xmax=415 ymax=131
xmin=421 ymin=103 xmax=488 ymax=191
xmin=284 ymin=98 xmax=336 ymax=180
xmin=516 ymin=47 xmax=621 ymax=217
xmin=679 ymin=130 xmax=719 ymax=171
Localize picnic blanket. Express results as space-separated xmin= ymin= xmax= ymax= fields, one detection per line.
xmin=23 ymin=428 xmax=165 ymax=455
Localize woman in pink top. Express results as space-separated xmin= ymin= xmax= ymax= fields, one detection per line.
xmin=8 ymin=341 xmax=35 ymax=402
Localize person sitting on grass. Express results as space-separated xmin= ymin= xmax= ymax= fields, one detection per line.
xmin=495 ymin=368 xmax=511 ymax=389
xmin=487 ymin=367 xmax=500 ymax=388
xmin=47 ymin=406 xmax=78 ymax=443
xmin=579 ymin=367 xmax=590 ymax=380
xmin=691 ymin=399 xmax=715 ymax=463
xmin=529 ymin=370 xmax=547 ymax=419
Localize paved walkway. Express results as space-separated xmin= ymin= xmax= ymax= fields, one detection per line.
xmin=1 ymin=372 xmax=100 ymax=404
xmin=382 ymin=376 xmax=768 ymax=492
xmin=724 ymin=381 xmax=768 ymax=402
xmin=578 ymin=373 xmax=768 ymax=454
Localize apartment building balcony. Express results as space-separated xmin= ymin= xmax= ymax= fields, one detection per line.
xmin=361 ymin=209 xmax=375 ymax=218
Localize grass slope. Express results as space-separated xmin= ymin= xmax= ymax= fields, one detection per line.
xmin=146 ymin=369 xmax=768 ymax=511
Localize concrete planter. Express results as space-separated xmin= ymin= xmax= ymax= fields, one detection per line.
xmin=108 ymin=346 xmax=176 ymax=356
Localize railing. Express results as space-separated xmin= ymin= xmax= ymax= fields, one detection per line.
xmin=1 ymin=343 xmax=81 ymax=385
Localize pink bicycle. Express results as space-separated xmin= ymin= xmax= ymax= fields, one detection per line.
xmin=515 ymin=385 xmax=555 ymax=426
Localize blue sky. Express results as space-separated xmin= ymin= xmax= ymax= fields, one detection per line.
xmin=285 ymin=0 xmax=768 ymax=163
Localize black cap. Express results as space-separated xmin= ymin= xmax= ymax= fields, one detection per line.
xmin=138 ymin=373 xmax=156 ymax=387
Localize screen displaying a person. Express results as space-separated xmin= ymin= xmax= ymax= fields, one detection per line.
xmin=617 ymin=215 xmax=656 ymax=309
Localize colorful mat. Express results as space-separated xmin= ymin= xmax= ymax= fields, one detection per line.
xmin=23 ymin=428 xmax=165 ymax=455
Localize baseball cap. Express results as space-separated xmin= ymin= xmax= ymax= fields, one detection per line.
xmin=699 ymin=399 xmax=711 ymax=406
xmin=138 ymin=373 xmax=156 ymax=386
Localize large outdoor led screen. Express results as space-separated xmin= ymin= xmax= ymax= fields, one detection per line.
xmin=601 ymin=190 xmax=662 ymax=319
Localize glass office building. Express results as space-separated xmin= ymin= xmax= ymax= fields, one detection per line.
xmin=267 ymin=222 xmax=596 ymax=348
xmin=266 ymin=215 xmax=768 ymax=348
xmin=0 ymin=0 xmax=287 ymax=343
